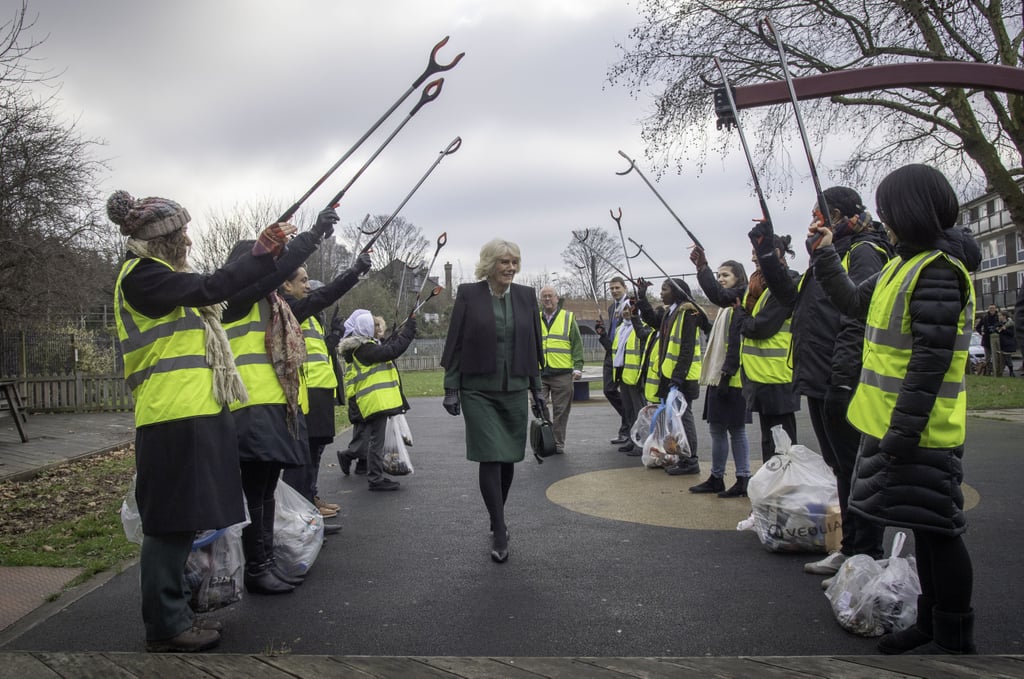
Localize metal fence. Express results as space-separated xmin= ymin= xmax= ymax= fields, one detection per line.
xmin=1 ymin=330 xmax=121 ymax=378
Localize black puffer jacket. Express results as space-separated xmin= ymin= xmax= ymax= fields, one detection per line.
xmin=760 ymin=224 xmax=892 ymax=397
xmin=812 ymin=226 xmax=980 ymax=535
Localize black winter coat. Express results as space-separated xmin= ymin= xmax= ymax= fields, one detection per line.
xmin=812 ymin=226 xmax=980 ymax=535
xmin=759 ymin=226 xmax=892 ymax=397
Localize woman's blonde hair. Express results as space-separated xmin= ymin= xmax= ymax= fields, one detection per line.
xmin=474 ymin=239 xmax=521 ymax=280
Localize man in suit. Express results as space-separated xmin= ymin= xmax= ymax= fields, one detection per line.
xmin=597 ymin=277 xmax=631 ymax=447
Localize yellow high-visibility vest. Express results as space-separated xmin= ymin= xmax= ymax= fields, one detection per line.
xmin=740 ymin=290 xmax=793 ymax=384
xmin=344 ymin=341 xmax=404 ymax=418
xmin=541 ymin=309 xmax=575 ymax=369
xmin=847 ymin=251 xmax=973 ymax=447
xmin=223 ymin=299 xmax=308 ymax=412
xmin=115 ymin=257 xmax=221 ymax=427
xmin=302 ymin=316 xmax=338 ymax=390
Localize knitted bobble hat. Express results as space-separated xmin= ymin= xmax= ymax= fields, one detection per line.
xmin=106 ymin=190 xmax=191 ymax=239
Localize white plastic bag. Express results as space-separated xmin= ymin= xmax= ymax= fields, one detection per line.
xmin=273 ymin=480 xmax=324 ymax=578
xmin=825 ymin=532 xmax=921 ymax=636
xmin=641 ymin=389 xmax=691 ymax=469
xmin=630 ymin=404 xmax=658 ymax=448
xmin=746 ymin=426 xmax=840 ymax=552
xmin=120 ymin=474 xmax=144 ymax=545
xmin=185 ymin=522 xmax=246 ymax=612
xmin=394 ymin=412 xmax=413 ymax=447
xmin=383 ymin=415 xmax=414 ymax=475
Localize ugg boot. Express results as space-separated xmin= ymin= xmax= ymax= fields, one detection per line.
xmin=717 ymin=476 xmax=749 ymax=498
xmin=244 ymin=562 xmax=295 ymax=595
xmin=689 ymin=474 xmax=725 ymax=493
xmin=877 ymin=595 xmax=932 ymax=654
xmin=909 ymin=607 xmax=977 ymax=655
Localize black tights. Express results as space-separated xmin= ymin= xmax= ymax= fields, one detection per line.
xmin=479 ymin=462 xmax=514 ymax=547
xmin=914 ymin=530 xmax=973 ymax=613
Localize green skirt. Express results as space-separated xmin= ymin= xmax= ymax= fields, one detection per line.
xmin=461 ymin=388 xmax=528 ymax=463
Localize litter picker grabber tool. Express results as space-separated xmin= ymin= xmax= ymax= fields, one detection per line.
xmin=413 ymin=231 xmax=448 ymax=307
xmin=609 ymin=207 xmax=639 ymax=283
xmin=616 ymin=150 xmax=705 ymax=251
xmin=393 ymin=285 xmax=444 ymax=335
xmin=712 ymin=57 xmax=772 ymax=227
xmin=573 ymin=229 xmax=636 ymax=288
xmin=326 ymin=81 xmax=447 ymax=211
xmin=759 ymin=17 xmax=831 ymax=249
xmin=627 ymin=236 xmax=707 ymax=323
xmin=573 ymin=259 xmax=605 ymax=324
xmin=276 ymin=37 xmax=464 ymax=224
xmin=359 ymin=137 xmax=462 ymax=255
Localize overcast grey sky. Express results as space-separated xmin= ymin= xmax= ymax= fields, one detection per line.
xmin=20 ymin=0 xmax=837 ymax=286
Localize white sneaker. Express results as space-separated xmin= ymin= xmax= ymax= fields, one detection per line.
xmin=804 ymin=551 xmax=847 ymax=575
xmin=821 ymin=575 xmax=835 ymax=590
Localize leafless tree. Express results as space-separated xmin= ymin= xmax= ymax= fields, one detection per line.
xmin=188 ymin=199 xmax=282 ymax=273
xmin=562 ymin=228 xmax=623 ymax=304
xmin=609 ymin=1 xmax=1024 ymax=227
xmin=339 ymin=214 xmax=429 ymax=271
xmin=0 ymin=3 xmax=110 ymax=327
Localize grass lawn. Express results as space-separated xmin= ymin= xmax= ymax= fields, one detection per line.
xmin=965 ymin=373 xmax=1024 ymax=410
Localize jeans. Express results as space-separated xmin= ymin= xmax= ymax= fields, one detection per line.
xmin=709 ymin=422 xmax=750 ymax=479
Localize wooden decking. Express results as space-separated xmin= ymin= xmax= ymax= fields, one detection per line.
xmin=1 ymin=652 xmax=1022 ymax=678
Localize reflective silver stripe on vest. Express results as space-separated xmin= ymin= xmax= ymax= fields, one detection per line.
xmin=353 ymin=379 xmax=400 ymax=400
xmin=234 ymin=353 xmax=271 ymax=367
xmin=125 ymin=354 xmax=210 ymax=390
xmin=741 ymin=345 xmax=789 ymax=358
xmin=858 ymin=369 xmax=963 ymax=400
xmin=117 ymin=300 xmax=205 ymax=354
xmin=864 ymin=255 xmax=973 ymax=351
xmin=225 ymin=319 xmax=266 ymax=339
xmin=545 ymin=347 xmax=572 ymax=355
xmin=307 ymin=352 xmax=329 ymax=363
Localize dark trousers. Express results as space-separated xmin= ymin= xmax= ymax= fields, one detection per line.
xmin=808 ymin=396 xmax=883 ymax=558
xmin=758 ymin=411 xmax=797 ymax=462
xmin=239 ymin=460 xmax=283 ymax=569
xmin=915 ymin=530 xmax=973 ymax=612
xmin=140 ymin=531 xmax=195 ymax=641
xmin=363 ymin=416 xmax=389 ymax=484
xmin=282 ymin=436 xmax=331 ymax=501
xmin=619 ymin=381 xmax=646 ymax=441
xmin=603 ymin=357 xmax=628 ymax=436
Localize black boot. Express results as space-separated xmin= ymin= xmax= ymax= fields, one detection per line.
xmin=878 ymin=596 xmax=932 ymax=654
xmin=717 ymin=476 xmax=749 ymax=498
xmin=261 ymin=497 xmax=304 ymax=586
xmin=244 ymin=562 xmax=295 ymax=595
xmin=337 ymin=451 xmax=353 ymax=475
xmin=910 ymin=607 xmax=977 ymax=655
xmin=665 ymin=456 xmax=701 ymax=476
xmin=689 ymin=474 xmax=725 ymax=493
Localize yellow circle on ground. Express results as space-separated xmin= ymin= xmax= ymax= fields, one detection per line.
xmin=546 ymin=466 xmax=981 ymax=531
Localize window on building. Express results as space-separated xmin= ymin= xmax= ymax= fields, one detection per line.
xmin=981 ymin=237 xmax=1007 ymax=270
xmin=1017 ymin=233 xmax=1024 ymax=262
xmin=982 ymin=278 xmax=992 ymax=294
xmin=986 ymin=199 xmax=997 ymax=216
xmin=997 ymin=274 xmax=1008 ymax=292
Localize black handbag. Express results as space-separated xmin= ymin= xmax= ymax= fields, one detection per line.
xmin=530 ymin=417 xmax=557 ymax=462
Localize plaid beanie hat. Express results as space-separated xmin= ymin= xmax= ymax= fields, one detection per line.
xmin=106 ymin=190 xmax=190 ymax=239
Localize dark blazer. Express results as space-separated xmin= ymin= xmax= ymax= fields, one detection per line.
xmin=441 ymin=281 xmax=543 ymax=377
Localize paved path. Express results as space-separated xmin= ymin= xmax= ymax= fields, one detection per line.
xmin=0 ymin=411 xmax=134 ymax=481
xmin=1 ymin=395 xmax=1021 ymax=660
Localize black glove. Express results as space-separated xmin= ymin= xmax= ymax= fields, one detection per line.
xmin=594 ymin=319 xmax=606 ymax=337
xmin=823 ymin=384 xmax=853 ymax=420
xmin=443 ymin=388 xmax=461 ymax=416
xmin=312 ymin=207 xmax=339 ymax=239
xmin=402 ymin=316 xmax=418 ymax=337
xmin=748 ymin=219 xmax=775 ymax=257
xmin=353 ymin=252 xmax=372 ymax=275
xmin=635 ymin=277 xmax=652 ymax=297
xmin=670 ymin=377 xmax=685 ymax=391
xmin=718 ymin=372 xmax=732 ymax=390
xmin=530 ymin=389 xmax=546 ymax=419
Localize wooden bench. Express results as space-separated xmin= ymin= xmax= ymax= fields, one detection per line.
xmin=0 ymin=379 xmax=29 ymax=442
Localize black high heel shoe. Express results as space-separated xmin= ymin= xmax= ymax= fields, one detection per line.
xmin=490 ymin=529 xmax=510 ymax=563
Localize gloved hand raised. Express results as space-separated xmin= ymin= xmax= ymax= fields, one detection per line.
xmin=530 ymin=389 xmax=546 ymax=420
xmin=748 ymin=219 xmax=775 ymax=257
xmin=634 ymin=277 xmax=652 ymax=297
xmin=594 ymin=319 xmax=606 ymax=337
xmin=312 ymin=207 xmax=339 ymax=239
xmin=353 ymin=252 xmax=373 ymax=275
xmin=252 ymin=223 xmax=297 ymax=258
xmin=442 ymin=388 xmax=461 ymax=416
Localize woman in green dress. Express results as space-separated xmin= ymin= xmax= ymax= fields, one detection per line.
xmin=441 ymin=239 xmax=545 ymax=563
